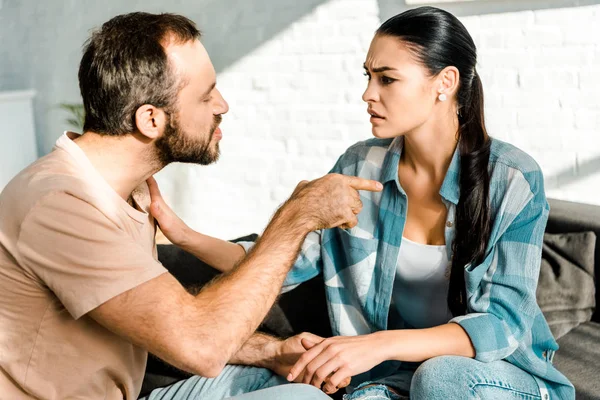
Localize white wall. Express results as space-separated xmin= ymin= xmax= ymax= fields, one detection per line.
xmin=155 ymin=0 xmax=381 ymax=239
xmin=156 ymin=1 xmax=600 ymax=239
xmin=2 ymin=0 xmax=598 ymax=240
xmin=464 ymin=4 xmax=600 ymax=209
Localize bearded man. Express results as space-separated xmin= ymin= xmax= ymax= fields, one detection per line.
xmin=0 ymin=12 xmax=381 ymax=400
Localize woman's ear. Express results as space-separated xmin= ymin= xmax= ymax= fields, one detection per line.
xmin=134 ymin=104 xmax=167 ymax=140
xmin=438 ymin=66 xmax=460 ymax=97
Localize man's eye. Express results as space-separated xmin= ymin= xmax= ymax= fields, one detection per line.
xmin=203 ymin=96 xmax=212 ymax=102
xmin=381 ymin=76 xmax=395 ymax=85
xmin=363 ymin=71 xmax=371 ymax=80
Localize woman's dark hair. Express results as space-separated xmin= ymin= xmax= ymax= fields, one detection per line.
xmin=378 ymin=7 xmax=492 ymax=317
xmin=78 ymin=12 xmax=201 ymax=135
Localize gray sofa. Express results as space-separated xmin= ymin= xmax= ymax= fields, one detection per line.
xmin=143 ymin=198 xmax=599 ymax=399
xmin=545 ymin=199 xmax=600 ymax=400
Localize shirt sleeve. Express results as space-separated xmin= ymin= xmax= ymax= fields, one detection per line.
xmin=450 ymin=168 xmax=549 ymax=362
xmin=17 ymin=192 xmax=167 ymax=319
xmin=281 ymin=230 xmax=323 ymax=291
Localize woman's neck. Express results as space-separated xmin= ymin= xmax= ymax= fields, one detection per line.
xmin=400 ymin=113 xmax=459 ymax=184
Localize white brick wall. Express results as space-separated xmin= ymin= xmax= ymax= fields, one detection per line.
xmin=155 ymin=1 xmax=600 ymax=240
xmin=468 ymin=5 xmax=600 ymax=208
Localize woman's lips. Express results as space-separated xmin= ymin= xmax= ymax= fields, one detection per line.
xmin=368 ymin=110 xmax=385 ymax=124
xmin=368 ymin=108 xmax=384 ymax=120
xmin=370 ymin=115 xmax=385 ymax=124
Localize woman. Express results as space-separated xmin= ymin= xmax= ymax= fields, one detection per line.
xmin=150 ymin=7 xmax=574 ymax=399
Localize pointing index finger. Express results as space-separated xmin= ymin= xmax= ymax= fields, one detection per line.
xmin=346 ymin=176 xmax=383 ymax=192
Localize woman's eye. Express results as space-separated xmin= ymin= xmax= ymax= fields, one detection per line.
xmin=203 ymin=96 xmax=212 ymax=103
xmin=363 ymin=71 xmax=371 ymax=80
xmin=380 ymin=76 xmax=395 ymax=85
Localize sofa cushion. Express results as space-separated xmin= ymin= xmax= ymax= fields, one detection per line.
xmin=546 ymin=199 xmax=600 ymax=323
xmin=537 ymin=231 xmax=596 ymax=339
xmin=553 ymin=322 xmax=600 ymax=400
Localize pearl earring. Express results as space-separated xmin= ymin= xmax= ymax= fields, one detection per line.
xmin=438 ymin=93 xmax=447 ymax=102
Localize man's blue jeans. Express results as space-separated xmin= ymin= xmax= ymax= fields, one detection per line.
xmin=140 ymin=364 xmax=332 ymax=400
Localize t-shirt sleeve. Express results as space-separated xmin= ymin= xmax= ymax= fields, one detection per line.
xmin=16 ymin=192 xmax=167 ymax=319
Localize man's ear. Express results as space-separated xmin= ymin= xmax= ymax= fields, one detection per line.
xmin=135 ymin=104 xmax=167 ymax=140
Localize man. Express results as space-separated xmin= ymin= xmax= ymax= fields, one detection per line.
xmin=0 ymin=12 xmax=382 ymax=400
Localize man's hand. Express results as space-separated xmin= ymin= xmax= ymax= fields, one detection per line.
xmin=283 ymin=174 xmax=383 ymax=232
xmin=263 ymin=332 xmax=323 ymax=380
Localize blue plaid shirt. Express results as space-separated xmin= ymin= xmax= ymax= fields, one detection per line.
xmin=242 ymin=137 xmax=573 ymax=399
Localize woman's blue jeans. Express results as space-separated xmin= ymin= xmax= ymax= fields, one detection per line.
xmin=344 ymin=355 xmax=542 ymax=400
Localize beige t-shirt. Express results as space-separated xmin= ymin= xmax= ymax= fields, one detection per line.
xmin=0 ymin=132 xmax=167 ymax=399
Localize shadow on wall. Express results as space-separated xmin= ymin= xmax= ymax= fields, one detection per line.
xmin=378 ymin=0 xmax=600 ymax=19
xmin=0 ymin=0 xmax=327 ymax=155
xmin=1 ymin=0 xmax=599 ymax=155
xmin=198 ymin=0 xmax=328 ymax=73
xmin=546 ymin=155 xmax=600 ymax=189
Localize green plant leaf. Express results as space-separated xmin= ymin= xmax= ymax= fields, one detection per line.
xmin=58 ymin=102 xmax=85 ymax=130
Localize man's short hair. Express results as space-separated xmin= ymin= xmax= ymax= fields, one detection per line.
xmin=78 ymin=12 xmax=201 ymax=135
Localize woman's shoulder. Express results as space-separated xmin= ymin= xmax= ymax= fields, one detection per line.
xmin=489 ymin=137 xmax=542 ymax=176
xmin=488 ymin=137 xmax=547 ymax=209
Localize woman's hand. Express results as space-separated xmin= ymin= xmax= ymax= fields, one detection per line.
xmin=147 ymin=176 xmax=191 ymax=247
xmin=287 ymin=333 xmax=388 ymax=394
xmin=268 ymin=333 xmax=351 ymax=394
xmin=147 ymin=176 xmax=247 ymax=272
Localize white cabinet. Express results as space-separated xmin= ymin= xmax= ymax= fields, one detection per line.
xmin=0 ymin=90 xmax=37 ymax=191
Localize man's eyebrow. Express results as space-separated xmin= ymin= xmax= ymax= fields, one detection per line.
xmin=202 ymin=81 xmax=216 ymax=97
xmin=363 ymin=63 xmax=396 ymax=73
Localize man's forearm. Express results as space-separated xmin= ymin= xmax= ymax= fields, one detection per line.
xmin=190 ymin=205 xmax=308 ymax=373
xmin=168 ymin=174 xmax=380 ymax=377
xmin=228 ymin=332 xmax=281 ymax=369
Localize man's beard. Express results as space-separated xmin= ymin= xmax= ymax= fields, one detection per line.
xmin=155 ymin=113 xmax=221 ymax=166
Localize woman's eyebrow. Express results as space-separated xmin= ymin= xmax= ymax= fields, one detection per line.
xmin=363 ymin=63 xmax=397 ymax=73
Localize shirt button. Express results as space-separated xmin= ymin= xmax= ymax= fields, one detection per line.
xmin=446 ymin=221 xmax=453 ymax=228
xmin=542 ymin=351 xmax=547 ymax=358
xmin=544 ymin=394 xmax=549 ymax=400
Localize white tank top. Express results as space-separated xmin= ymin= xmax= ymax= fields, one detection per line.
xmin=390 ymin=237 xmax=454 ymax=329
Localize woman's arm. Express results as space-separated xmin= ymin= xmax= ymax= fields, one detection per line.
xmin=147 ymin=177 xmax=245 ymax=272
xmin=448 ymin=170 xmax=550 ymax=363
xmin=177 ymin=231 xmax=246 ymax=273
xmin=287 ymin=323 xmax=474 ymax=392
xmin=379 ymin=323 xmax=475 ymax=362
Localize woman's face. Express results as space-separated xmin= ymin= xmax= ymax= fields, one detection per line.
xmin=363 ymin=34 xmax=440 ymax=139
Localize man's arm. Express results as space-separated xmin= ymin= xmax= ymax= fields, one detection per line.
xmin=88 ymin=174 xmax=383 ymax=378
xmin=89 ymin=205 xmax=307 ymax=377
xmin=230 ymin=332 xmax=351 ymax=393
